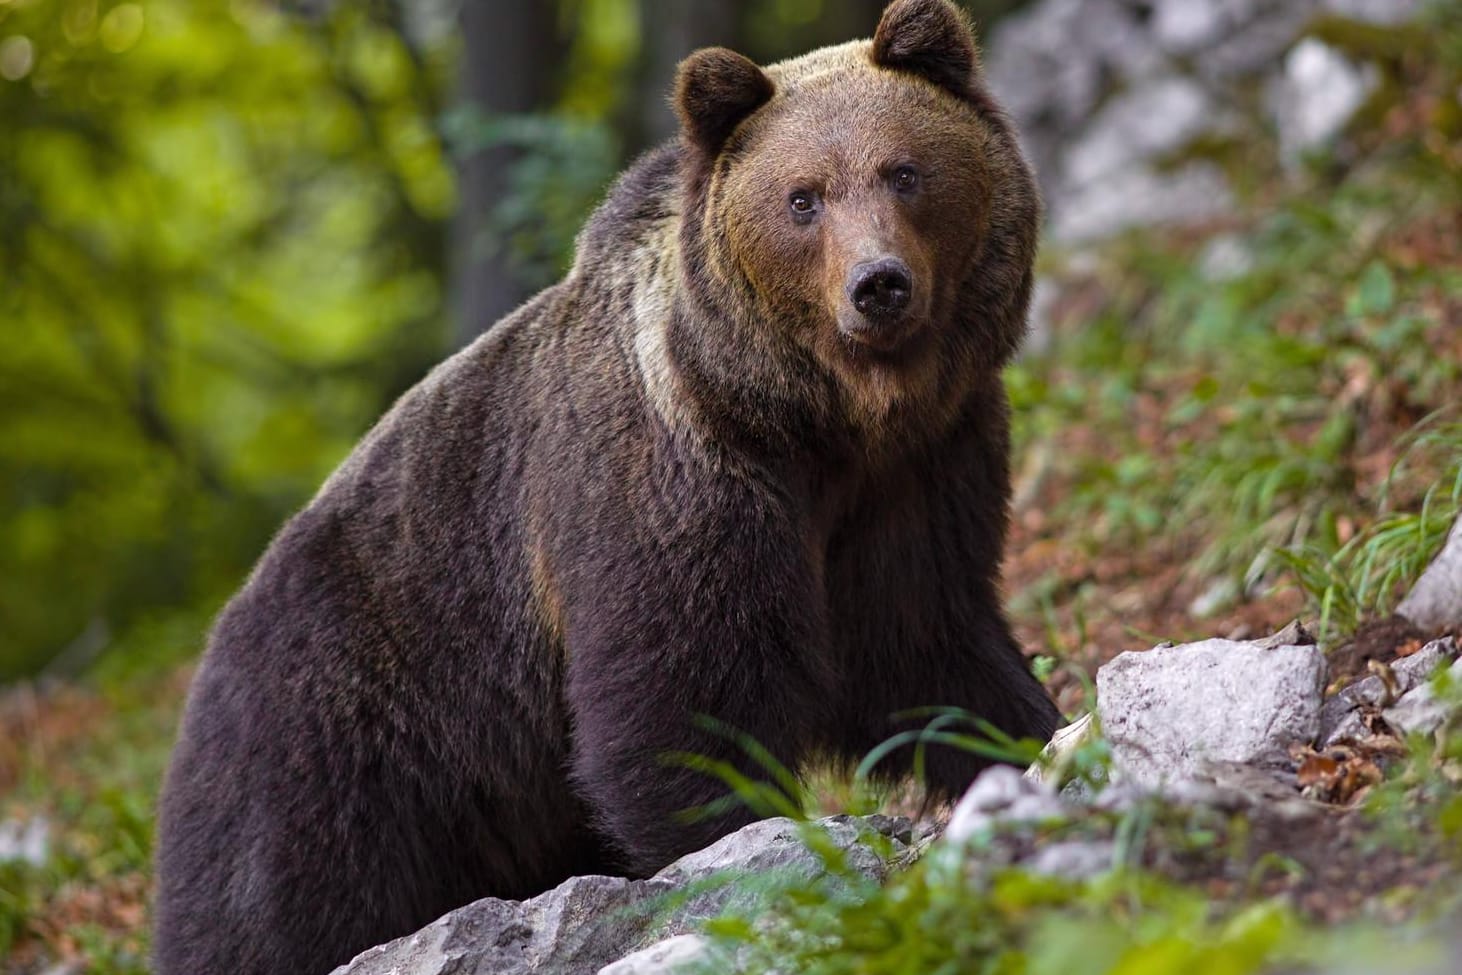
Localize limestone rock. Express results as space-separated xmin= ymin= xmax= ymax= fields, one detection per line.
xmin=1061 ymin=79 xmax=1214 ymax=189
xmin=334 ymin=815 xmax=906 ymax=975
xmin=1097 ymin=635 xmax=1327 ymax=786
xmin=1024 ymin=711 xmax=1096 ymax=785
xmin=0 ymin=816 xmax=48 ymax=867
xmin=1398 ymin=517 xmax=1462 ymax=632
xmin=1023 ymin=840 xmax=1115 ymax=879
xmin=597 ymin=935 xmax=711 ymax=975
xmin=335 ymin=874 xmax=668 ymax=975
xmin=1384 ymin=658 xmax=1462 ymax=738
xmin=945 ymin=765 xmax=1066 ymax=843
xmin=1319 ymin=637 xmax=1459 ymax=746
xmin=1272 ymin=38 xmax=1379 ymax=161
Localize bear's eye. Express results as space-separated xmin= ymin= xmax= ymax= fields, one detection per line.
xmin=788 ymin=191 xmax=818 ymax=221
xmin=891 ymin=166 xmax=920 ymax=193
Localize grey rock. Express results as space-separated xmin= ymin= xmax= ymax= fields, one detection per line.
xmin=984 ymin=0 xmax=1428 ymax=245
xmin=1319 ymin=637 xmax=1459 ymax=745
xmin=1194 ymin=3 xmax=1316 ymax=79
xmin=0 ymin=816 xmax=48 ymax=866
xmin=1024 ymin=840 xmax=1116 ymax=878
xmin=1090 ymin=761 xmax=1322 ymax=819
xmin=1320 ymin=0 xmax=1422 ymax=24
xmin=1320 ymin=707 xmax=1371 ymax=746
xmin=985 ymin=0 xmax=1164 ymax=190
xmin=945 ymin=765 xmax=1066 ymax=843
xmin=1398 ymin=517 xmax=1462 ymax=632
xmin=1152 ymin=0 xmax=1233 ymax=53
xmin=1025 ymin=711 xmax=1097 ymax=785
xmin=1384 ymin=659 xmax=1462 ymax=738
xmin=1089 ymin=763 xmax=1324 ymax=824
xmin=1050 ymin=163 xmax=1235 ymax=243
xmin=1022 ymin=277 xmax=1059 ymax=357
xmin=335 ymin=815 xmax=906 ymax=975
xmin=1097 ymin=635 xmax=1328 ymax=787
xmin=1190 ymin=761 xmax=1325 ymax=819
xmin=1272 ymin=38 xmax=1379 ymax=161
xmin=1062 ymin=79 xmax=1214 ymax=189
xmin=597 ymin=935 xmax=710 ymax=975
xmin=336 ymin=874 xmax=669 ymax=975
xmin=1252 ymin=619 xmax=1317 ymax=650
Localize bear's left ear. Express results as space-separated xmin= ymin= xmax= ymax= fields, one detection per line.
xmin=674 ymin=47 xmax=775 ymax=156
xmin=871 ymin=0 xmax=979 ymax=100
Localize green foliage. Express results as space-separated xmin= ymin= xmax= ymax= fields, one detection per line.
xmin=854 ymin=708 xmax=1046 ymax=788
xmin=0 ymin=0 xmax=453 ymax=680
xmin=695 ymin=845 xmax=1324 ymax=975
xmin=1277 ymin=416 xmax=1461 ymax=641
xmin=666 ymin=716 xmax=814 ymax=823
xmin=441 ymin=106 xmax=620 ymax=289
xmin=669 ymin=711 xmax=1053 ymax=826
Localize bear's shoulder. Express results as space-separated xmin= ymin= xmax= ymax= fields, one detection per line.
xmin=576 ymin=142 xmax=684 ymax=265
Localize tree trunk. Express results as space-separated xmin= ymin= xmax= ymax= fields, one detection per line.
xmin=627 ymin=0 xmax=741 ymax=155
xmin=451 ymin=0 xmax=566 ymax=345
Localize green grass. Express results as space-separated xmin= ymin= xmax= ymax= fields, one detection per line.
xmin=689 ymin=827 xmax=1446 ymax=975
xmin=1278 ymin=416 xmax=1462 ymax=641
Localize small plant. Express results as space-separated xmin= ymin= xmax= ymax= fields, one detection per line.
xmin=1278 ymin=412 xmax=1462 ymax=642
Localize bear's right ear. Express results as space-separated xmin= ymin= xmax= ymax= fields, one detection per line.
xmin=674 ymin=47 xmax=775 ymax=156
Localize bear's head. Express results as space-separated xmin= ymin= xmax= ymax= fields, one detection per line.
xmin=670 ymin=0 xmax=1039 ymax=455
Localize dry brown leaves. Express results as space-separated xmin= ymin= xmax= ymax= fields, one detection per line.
xmin=1291 ymin=736 xmax=1409 ymax=805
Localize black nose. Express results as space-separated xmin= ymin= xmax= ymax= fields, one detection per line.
xmin=847 ymin=258 xmax=913 ymax=317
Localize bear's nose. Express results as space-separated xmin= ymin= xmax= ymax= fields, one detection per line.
xmin=847 ymin=258 xmax=913 ymax=318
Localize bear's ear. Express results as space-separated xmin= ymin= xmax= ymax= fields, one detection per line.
xmin=871 ymin=0 xmax=979 ymax=100
xmin=674 ymin=47 xmax=775 ymax=155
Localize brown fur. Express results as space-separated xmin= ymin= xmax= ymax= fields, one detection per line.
xmin=153 ymin=3 xmax=1058 ymax=974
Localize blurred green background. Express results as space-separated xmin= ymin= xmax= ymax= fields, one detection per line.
xmin=0 ymin=0 xmax=1028 ymax=686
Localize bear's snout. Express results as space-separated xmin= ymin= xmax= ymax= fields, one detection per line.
xmin=847 ymin=258 xmax=913 ymax=319
xmin=839 ymin=256 xmax=923 ymax=352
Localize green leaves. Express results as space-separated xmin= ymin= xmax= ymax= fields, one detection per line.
xmin=0 ymin=0 xmax=452 ymax=680
xmin=1348 ymin=261 xmax=1397 ymax=318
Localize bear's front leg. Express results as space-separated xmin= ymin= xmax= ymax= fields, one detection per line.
xmin=556 ymin=467 xmax=833 ymax=876
xmin=823 ymin=388 xmax=1062 ymax=801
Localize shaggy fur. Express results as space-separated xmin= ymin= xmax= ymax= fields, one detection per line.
xmin=153 ymin=2 xmax=1060 ymax=972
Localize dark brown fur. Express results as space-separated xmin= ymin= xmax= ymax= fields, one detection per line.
xmin=153 ymin=3 xmax=1059 ymax=972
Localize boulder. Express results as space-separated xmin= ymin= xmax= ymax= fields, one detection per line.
xmin=333 ymin=815 xmax=907 ymax=975
xmin=1022 ymin=840 xmax=1116 ymax=879
xmin=1097 ymin=634 xmax=1327 ymax=786
xmin=1271 ymin=38 xmax=1379 ymax=161
xmin=1384 ymin=658 xmax=1462 ymax=738
xmin=1398 ymin=517 xmax=1462 ymax=632
xmin=945 ymin=765 xmax=1066 ymax=843
xmin=596 ymin=935 xmax=710 ymax=975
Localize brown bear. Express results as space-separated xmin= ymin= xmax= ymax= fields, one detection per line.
xmin=152 ymin=2 xmax=1060 ymax=973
